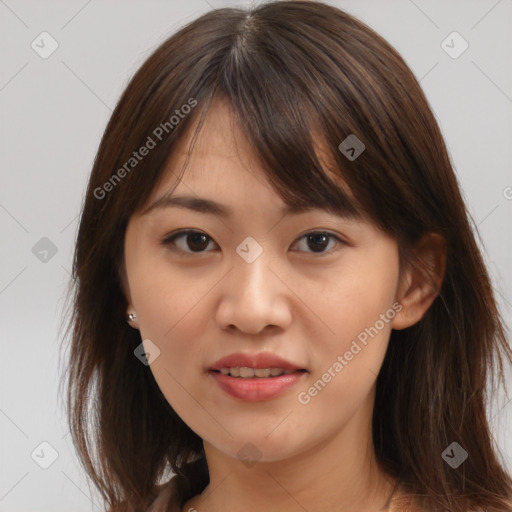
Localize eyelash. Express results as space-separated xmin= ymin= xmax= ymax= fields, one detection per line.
xmin=160 ymin=229 xmax=346 ymax=256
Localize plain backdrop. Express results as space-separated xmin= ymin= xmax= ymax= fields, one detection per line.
xmin=1 ymin=1 xmax=511 ymax=511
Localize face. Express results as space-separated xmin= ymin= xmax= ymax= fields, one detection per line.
xmin=123 ymin=99 xmax=406 ymax=464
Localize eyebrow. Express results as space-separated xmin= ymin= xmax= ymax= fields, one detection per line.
xmin=141 ymin=194 xmax=331 ymax=218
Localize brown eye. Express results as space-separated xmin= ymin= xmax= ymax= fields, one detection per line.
xmin=161 ymin=230 xmax=216 ymax=253
xmin=306 ymin=233 xmax=330 ymax=252
xmin=161 ymin=229 xmax=344 ymax=256
xmin=292 ymin=231 xmax=344 ymax=254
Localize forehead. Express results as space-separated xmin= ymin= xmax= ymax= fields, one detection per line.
xmin=169 ymin=98 xmax=259 ymax=173
xmin=139 ymin=96 xmax=367 ymax=225
xmin=163 ymin=97 xmax=344 ymax=184
xmin=144 ymin=100 xmax=273 ymax=205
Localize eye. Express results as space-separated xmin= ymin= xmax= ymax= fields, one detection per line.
xmin=161 ymin=229 xmax=345 ymax=255
xmin=291 ymin=231 xmax=344 ymax=254
xmin=161 ymin=230 xmax=217 ymax=253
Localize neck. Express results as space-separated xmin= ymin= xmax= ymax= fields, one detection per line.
xmin=182 ymin=401 xmax=399 ymax=512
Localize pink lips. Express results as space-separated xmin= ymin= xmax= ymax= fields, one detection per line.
xmin=208 ymin=351 xmax=307 ymax=401
xmin=209 ymin=370 xmax=306 ymax=401
xmin=209 ymin=352 xmax=304 ymax=372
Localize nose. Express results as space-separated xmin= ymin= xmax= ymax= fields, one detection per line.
xmin=215 ymin=243 xmax=293 ymax=336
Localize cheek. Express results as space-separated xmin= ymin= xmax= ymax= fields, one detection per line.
xmin=321 ymin=245 xmax=399 ymax=340
xmin=132 ymin=263 xmax=210 ymax=354
xmin=129 ymin=257 xmax=213 ymax=429
xmin=306 ymin=246 xmax=400 ymax=398
xmin=128 ymin=242 xmax=204 ymax=330
xmin=127 ymin=250 xmax=227 ymax=404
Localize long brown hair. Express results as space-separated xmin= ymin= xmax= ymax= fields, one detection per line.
xmin=60 ymin=1 xmax=512 ymax=511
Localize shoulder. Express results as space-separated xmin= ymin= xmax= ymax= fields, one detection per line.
xmin=104 ymin=477 xmax=183 ymax=512
xmin=388 ymin=493 xmax=420 ymax=512
xmin=387 ymin=485 xmax=416 ymax=512
xmin=148 ymin=458 xmax=209 ymax=512
xmin=147 ymin=475 xmax=184 ymax=512
xmin=389 ymin=486 xmax=512 ymax=512
xmin=387 ymin=482 xmax=431 ymax=512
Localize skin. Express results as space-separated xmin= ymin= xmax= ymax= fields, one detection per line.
xmin=123 ymin=99 xmax=446 ymax=512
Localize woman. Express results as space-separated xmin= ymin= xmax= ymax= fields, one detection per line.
xmin=62 ymin=1 xmax=512 ymax=511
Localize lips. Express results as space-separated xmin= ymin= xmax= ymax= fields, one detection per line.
xmin=210 ymin=370 xmax=306 ymax=401
xmin=209 ymin=352 xmax=306 ymax=372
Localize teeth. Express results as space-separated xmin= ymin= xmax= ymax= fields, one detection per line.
xmin=219 ymin=367 xmax=295 ymax=378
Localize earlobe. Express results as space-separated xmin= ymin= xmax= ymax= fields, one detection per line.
xmin=119 ymin=260 xmax=140 ymax=329
xmin=124 ymin=292 xmax=140 ymax=330
xmin=126 ymin=311 xmax=139 ymax=329
xmin=392 ymin=233 xmax=447 ymax=331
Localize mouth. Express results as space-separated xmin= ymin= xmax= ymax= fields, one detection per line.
xmin=210 ymin=367 xmax=308 ymax=378
xmin=208 ymin=368 xmax=308 ymax=401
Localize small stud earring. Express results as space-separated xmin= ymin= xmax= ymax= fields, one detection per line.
xmin=127 ymin=313 xmax=136 ymax=323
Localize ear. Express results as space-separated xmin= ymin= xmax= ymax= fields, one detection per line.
xmin=392 ymin=233 xmax=447 ymax=330
xmin=119 ymin=258 xmax=140 ymax=330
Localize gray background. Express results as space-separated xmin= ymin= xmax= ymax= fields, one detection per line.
xmin=1 ymin=0 xmax=511 ymax=510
